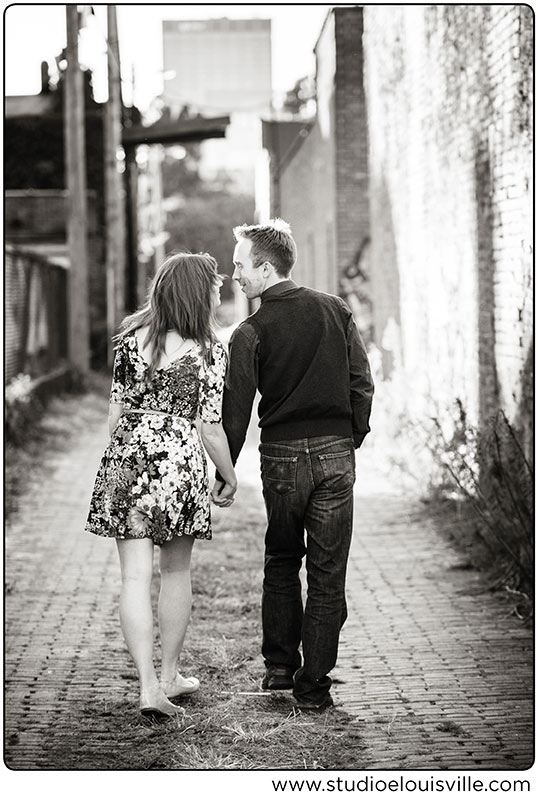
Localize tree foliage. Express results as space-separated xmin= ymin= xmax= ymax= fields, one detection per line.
xmin=162 ymin=145 xmax=255 ymax=300
xmin=282 ymin=75 xmax=316 ymax=117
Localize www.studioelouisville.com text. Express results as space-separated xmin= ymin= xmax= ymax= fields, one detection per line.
xmin=271 ymin=776 xmax=531 ymax=793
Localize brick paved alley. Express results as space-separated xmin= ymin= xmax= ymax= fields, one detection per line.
xmin=4 ymin=392 xmax=533 ymax=770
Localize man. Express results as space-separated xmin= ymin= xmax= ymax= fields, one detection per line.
xmin=213 ymin=219 xmax=374 ymax=711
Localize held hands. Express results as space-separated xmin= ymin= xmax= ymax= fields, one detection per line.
xmin=211 ymin=479 xmax=237 ymax=508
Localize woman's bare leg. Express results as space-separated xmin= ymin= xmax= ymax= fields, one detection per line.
xmin=158 ymin=534 xmax=195 ymax=684
xmin=116 ymin=538 xmax=178 ymax=713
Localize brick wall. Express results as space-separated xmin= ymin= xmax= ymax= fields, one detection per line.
xmin=334 ymin=8 xmax=369 ymax=275
xmin=363 ymin=5 xmax=533 ymax=452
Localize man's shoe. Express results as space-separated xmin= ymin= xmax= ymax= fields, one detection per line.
xmin=293 ymin=694 xmax=334 ymax=712
xmin=261 ymin=665 xmax=295 ymax=690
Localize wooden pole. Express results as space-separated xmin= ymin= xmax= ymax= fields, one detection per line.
xmin=64 ymin=5 xmax=90 ymax=372
xmin=125 ymin=146 xmax=140 ymax=311
xmin=104 ymin=4 xmax=127 ymax=364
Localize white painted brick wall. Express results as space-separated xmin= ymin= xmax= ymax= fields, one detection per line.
xmin=363 ymin=5 xmax=532 ymax=452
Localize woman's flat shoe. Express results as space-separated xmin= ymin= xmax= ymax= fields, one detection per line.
xmin=161 ymin=673 xmax=200 ymax=699
xmin=139 ymin=689 xmax=183 ymax=720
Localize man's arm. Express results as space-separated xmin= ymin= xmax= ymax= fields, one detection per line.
xmin=346 ymin=314 xmax=374 ymax=448
xmin=215 ymin=322 xmax=259 ymax=480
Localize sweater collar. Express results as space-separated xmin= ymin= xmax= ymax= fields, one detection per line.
xmin=260 ymin=279 xmax=298 ymax=302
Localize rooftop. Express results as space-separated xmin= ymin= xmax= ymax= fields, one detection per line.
xmin=163 ymin=18 xmax=271 ymax=33
xmin=5 ymin=94 xmax=55 ymax=118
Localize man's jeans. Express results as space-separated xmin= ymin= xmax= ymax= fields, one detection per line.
xmin=259 ymin=435 xmax=355 ymax=704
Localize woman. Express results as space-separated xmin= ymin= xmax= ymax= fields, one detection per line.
xmin=85 ymin=253 xmax=237 ymax=720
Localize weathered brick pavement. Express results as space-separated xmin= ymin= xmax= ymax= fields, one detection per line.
xmin=333 ymin=477 xmax=533 ymax=770
xmin=5 ymin=393 xmax=533 ymax=770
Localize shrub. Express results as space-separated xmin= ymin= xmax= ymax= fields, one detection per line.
xmin=367 ymin=352 xmax=533 ymax=601
xmin=426 ymin=402 xmax=533 ymax=595
xmin=5 ymin=373 xmax=43 ymax=445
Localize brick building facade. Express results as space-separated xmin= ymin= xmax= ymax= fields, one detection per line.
xmin=262 ymin=7 xmax=369 ymax=304
xmin=363 ymin=5 xmax=533 ymax=454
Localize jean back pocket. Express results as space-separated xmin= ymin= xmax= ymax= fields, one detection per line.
xmin=318 ymin=450 xmax=355 ymax=490
xmin=261 ymin=454 xmax=298 ymax=496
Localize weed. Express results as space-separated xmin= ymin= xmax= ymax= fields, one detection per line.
xmin=425 ymin=405 xmax=533 ymax=598
xmin=222 ymin=712 xmax=314 ymax=744
xmin=5 ymin=373 xmax=43 ymax=445
xmin=174 ymin=743 xmax=253 ymax=770
xmin=5 ymin=374 xmax=109 ymax=518
xmin=387 ymin=710 xmax=398 ymax=736
xmin=368 ymin=361 xmax=533 ymax=602
xmin=436 ymin=720 xmax=467 ymax=736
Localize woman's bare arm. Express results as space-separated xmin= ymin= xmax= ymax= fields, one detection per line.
xmin=200 ymin=421 xmax=237 ymax=490
xmin=108 ymin=402 xmax=124 ymax=436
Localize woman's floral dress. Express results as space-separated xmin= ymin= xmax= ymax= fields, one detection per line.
xmin=85 ymin=333 xmax=227 ymax=545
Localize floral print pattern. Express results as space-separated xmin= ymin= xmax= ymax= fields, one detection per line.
xmin=85 ymin=334 xmax=227 ymax=545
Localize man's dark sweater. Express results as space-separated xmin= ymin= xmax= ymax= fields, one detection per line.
xmin=221 ymin=280 xmax=374 ymax=469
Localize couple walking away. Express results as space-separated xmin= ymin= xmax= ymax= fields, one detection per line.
xmin=85 ymin=219 xmax=374 ymax=720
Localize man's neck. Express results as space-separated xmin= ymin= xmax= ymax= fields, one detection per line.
xmin=263 ymin=275 xmax=290 ymax=292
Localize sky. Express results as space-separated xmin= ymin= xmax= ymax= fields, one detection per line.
xmin=4 ymin=3 xmax=333 ymax=111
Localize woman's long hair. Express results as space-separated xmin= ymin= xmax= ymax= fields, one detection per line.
xmin=115 ymin=252 xmax=220 ymax=378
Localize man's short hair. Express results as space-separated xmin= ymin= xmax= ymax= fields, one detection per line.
xmin=233 ymin=218 xmax=297 ymax=277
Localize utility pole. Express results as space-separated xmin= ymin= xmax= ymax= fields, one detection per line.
xmin=104 ymin=4 xmax=127 ymax=364
xmin=64 ymin=5 xmax=90 ymax=372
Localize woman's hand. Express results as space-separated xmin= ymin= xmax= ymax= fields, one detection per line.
xmin=211 ymin=479 xmax=237 ymax=507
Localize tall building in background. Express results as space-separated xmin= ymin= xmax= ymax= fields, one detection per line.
xmin=162 ymin=18 xmax=272 ymax=192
